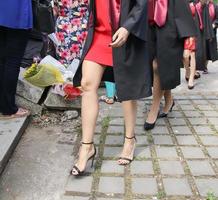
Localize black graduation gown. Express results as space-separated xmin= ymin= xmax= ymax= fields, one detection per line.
xmin=204 ymin=3 xmax=218 ymax=62
xmin=195 ymin=2 xmax=207 ymax=71
xmin=148 ymin=0 xmax=197 ymax=90
xmin=73 ymin=0 xmax=152 ymax=102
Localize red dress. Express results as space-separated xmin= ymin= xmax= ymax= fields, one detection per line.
xmin=85 ymin=0 xmax=113 ymax=66
xmin=184 ymin=3 xmax=196 ymax=51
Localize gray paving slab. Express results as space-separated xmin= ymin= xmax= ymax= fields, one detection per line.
xmin=98 ymin=177 xmax=124 ymax=194
xmin=101 ymin=160 xmax=124 ymax=174
xmin=193 ymin=126 xmax=214 ymax=135
xmin=61 ymin=196 xmax=90 ymax=200
xmin=151 ymin=126 xmax=169 ymax=135
xmin=169 ymin=118 xmax=187 ymax=126
xmin=200 ymin=136 xmax=218 ymax=145
xmin=131 ymin=161 xmax=154 ymax=174
xmin=65 ymin=176 xmax=93 ymax=193
xmin=163 ymin=178 xmax=192 ymax=196
xmin=153 ymin=135 xmax=174 ymax=145
xmin=195 ymin=179 xmax=218 ymax=196
xmin=135 ymin=147 xmax=151 ymax=158
xmin=176 ymin=135 xmax=198 ymax=145
xmin=187 ymin=161 xmax=215 ymax=176
xmin=159 ymin=161 xmax=185 ymax=175
xmin=132 ymin=178 xmax=158 ymax=195
xmin=188 ymin=118 xmax=209 ymax=125
xmin=155 ymin=147 xmax=178 ymax=158
xmin=180 ymin=147 xmax=205 ymax=159
xmin=0 ymin=117 xmax=29 ymax=174
xmin=172 ymin=126 xmax=192 ymax=135
xmin=207 ymin=147 xmax=218 ymax=158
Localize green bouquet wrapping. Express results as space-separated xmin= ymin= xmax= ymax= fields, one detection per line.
xmin=24 ymin=63 xmax=64 ymax=87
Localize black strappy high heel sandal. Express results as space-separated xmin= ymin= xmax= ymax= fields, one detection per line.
xmin=71 ymin=142 xmax=96 ymax=176
xmin=118 ymin=135 xmax=137 ymax=166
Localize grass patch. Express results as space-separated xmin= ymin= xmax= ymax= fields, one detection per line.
xmin=207 ymin=191 xmax=218 ymax=200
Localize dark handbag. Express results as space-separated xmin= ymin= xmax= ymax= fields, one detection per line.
xmin=32 ymin=0 xmax=55 ymax=34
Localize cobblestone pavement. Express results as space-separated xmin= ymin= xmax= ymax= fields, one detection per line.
xmin=63 ymin=93 xmax=218 ymax=200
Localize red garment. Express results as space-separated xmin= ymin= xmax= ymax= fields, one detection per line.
xmin=85 ymin=0 xmax=113 ymax=66
xmin=209 ymin=2 xmax=216 ymax=21
xmin=184 ymin=3 xmax=196 ymax=51
xmin=148 ymin=0 xmax=168 ymax=27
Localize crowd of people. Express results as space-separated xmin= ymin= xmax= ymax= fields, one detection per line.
xmin=0 ymin=0 xmax=217 ymax=176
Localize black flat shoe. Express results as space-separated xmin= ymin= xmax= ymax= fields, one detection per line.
xmin=144 ymin=121 xmax=156 ymax=130
xmin=185 ymin=73 xmax=201 ymax=82
xmin=188 ymin=85 xmax=194 ymax=90
xmin=71 ymin=142 xmax=96 ymax=176
xmin=158 ymin=100 xmax=175 ymax=118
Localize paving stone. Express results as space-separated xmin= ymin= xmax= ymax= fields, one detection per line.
xmin=181 ymin=147 xmax=205 ymax=159
xmin=107 ymin=126 xmax=124 ymax=134
xmin=163 ymin=178 xmax=192 ymax=196
xmin=184 ymin=111 xmax=202 ymax=118
xmin=208 ymin=118 xmax=218 ymax=125
xmin=172 ymin=126 xmax=192 ymax=135
xmin=159 ymin=161 xmax=185 ymax=175
xmin=187 ymin=161 xmax=215 ymax=176
xmin=132 ymin=178 xmax=157 ymax=195
xmin=180 ymin=105 xmax=196 ymax=111
xmin=200 ymin=136 xmax=218 ymax=145
xmin=136 ymin=135 xmax=148 ymax=145
xmin=195 ymin=179 xmax=218 ymax=196
xmin=192 ymin=100 xmax=209 ymax=105
xmin=178 ymin=100 xmax=191 ymax=105
xmin=97 ymin=198 xmax=122 ymax=200
xmin=94 ymin=135 xmax=101 ymax=145
xmin=135 ymin=147 xmax=151 ymax=158
xmin=209 ymin=100 xmax=218 ymax=105
xmin=207 ymin=147 xmax=218 ymax=158
xmin=188 ymin=118 xmax=209 ymax=125
xmin=101 ymin=160 xmax=124 ymax=174
xmin=95 ymin=125 xmax=102 ymax=134
xmin=153 ymin=135 xmax=174 ymax=145
xmin=176 ymin=135 xmax=198 ymax=145
xmin=105 ymin=135 xmax=124 ymax=145
xmin=169 ymin=118 xmax=187 ymax=126
xmin=193 ymin=126 xmax=213 ymax=135
xmin=151 ymin=126 xmax=169 ymax=135
xmin=155 ymin=147 xmax=178 ymax=158
xmin=16 ymin=95 xmax=43 ymax=115
xmin=155 ymin=118 xmax=166 ymax=126
xmin=0 ymin=117 xmax=29 ymax=174
xmin=44 ymin=89 xmax=81 ymax=110
xmin=135 ymin=126 xmax=146 ymax=135
xmin=167 ymin=111 xmax=184 ymax=118
xmin=98 ymin=177 xmax=124 ymax=194
xmin=17 ymin=69 xmax=45 ymax=104
xmin=198 ymin=105 xmax=213 ymax=111
xmin=65 ymin=176 xmax=93 ymax=193
xmin=61 ymin=196 xmax=90 ymax=200
xmin=131 ymin=161 xmax=154 ymax=174
xmin=110 ymin=118 xmax=144 ymax=126
xmin=202 ymin=111 xmax=218 ymax=117
xmin=103 ymin=147 xmax=122 ymax=157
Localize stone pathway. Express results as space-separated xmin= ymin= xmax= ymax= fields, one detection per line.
xmin=0 ymin=116 xmax=29 ymax=175
xmin=63 ymin=93 xmax=218 ymax=200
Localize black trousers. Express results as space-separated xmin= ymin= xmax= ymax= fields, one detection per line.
xmin=0 ymin=26 xmax=29 ymax=115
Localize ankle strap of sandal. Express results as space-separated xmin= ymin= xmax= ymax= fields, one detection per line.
xmin=125 ymin=136 xmax=136 ymax=140
xmin=81 ymin=141 xmax=94 ymax=145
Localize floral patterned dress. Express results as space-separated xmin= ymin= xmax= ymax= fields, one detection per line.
xmin=54 ymin=0 xmax=89 ymax=67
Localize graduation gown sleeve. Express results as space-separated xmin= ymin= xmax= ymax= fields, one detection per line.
xmin=174 ymin=0 xmax=197 ymax=38
xmin=121 ymin=0 xmax=148 ymax=41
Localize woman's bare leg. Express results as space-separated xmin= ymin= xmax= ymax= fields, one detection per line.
xmin=118 ymin=100 xmax=137 ymax=165
xmin=188 ymin=52 xmax=196 ymax=87
xmin=183 ymin=50 xmax=191 ymax=79
xmin=72 ymin=60 xmax=105 ymax=175
xmin=162 ymin=90 xmax=174 ymax=113
xmin=146 ymin=60 xmax=164 ymax=123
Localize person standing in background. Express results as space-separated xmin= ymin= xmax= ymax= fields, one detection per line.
xmin=53 ymin=0 xmax=89 ymax=67
xmin=0 ymin=0 xmax=32 ymax=118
